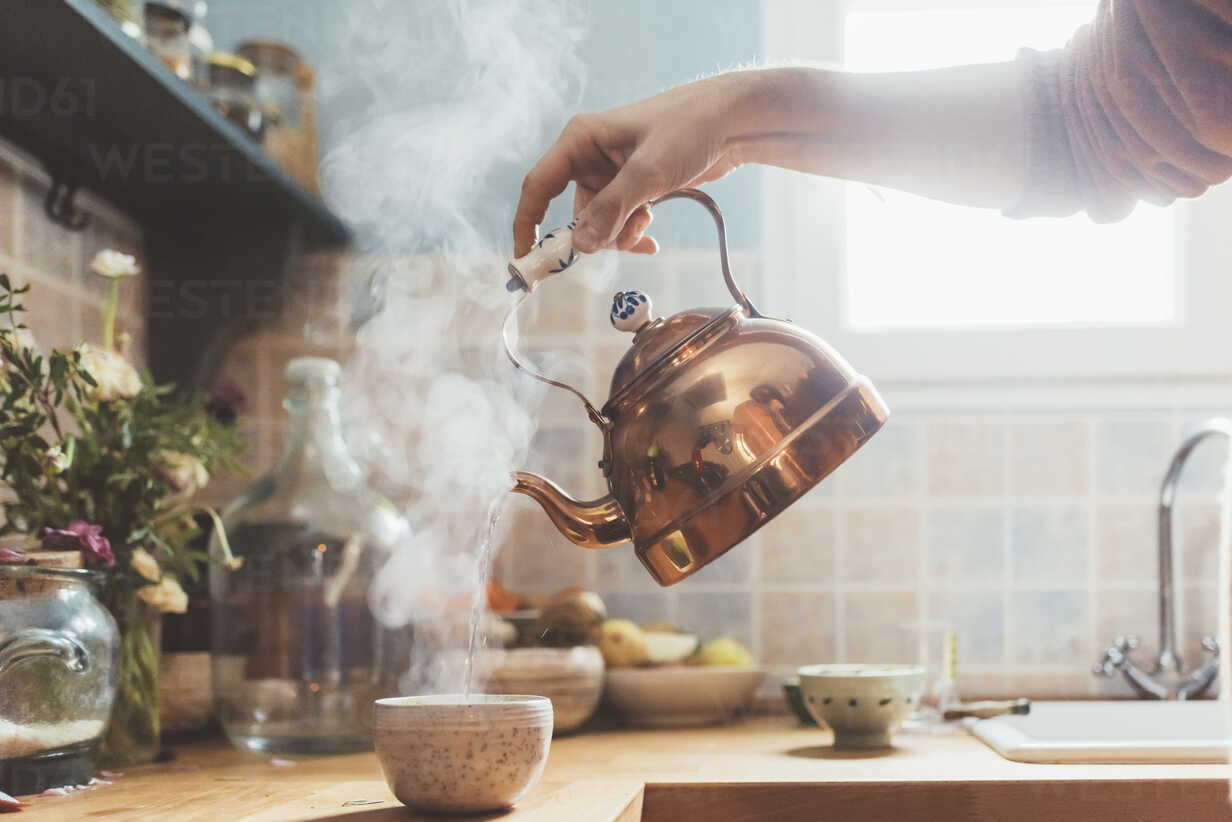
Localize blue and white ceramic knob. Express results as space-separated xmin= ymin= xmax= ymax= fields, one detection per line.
xmin=610 ymin=290 xmax=653 ymax=332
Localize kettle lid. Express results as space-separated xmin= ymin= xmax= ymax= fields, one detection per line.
xmin=605 ymin=289 xmax=731 ymax=402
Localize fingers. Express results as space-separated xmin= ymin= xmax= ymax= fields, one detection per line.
xmin=614 ymin=205 xmax=653 ymax=250
xmin=630 ymin=235 xmax=659 ymax=254
xmin=573 ymin=157 xmax=666 ymax=253
xmin=513 ymin=146 xmax=574 ymax=257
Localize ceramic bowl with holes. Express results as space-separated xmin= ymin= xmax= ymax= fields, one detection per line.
xmin=796 ymin=664 xmax=926 ymax=748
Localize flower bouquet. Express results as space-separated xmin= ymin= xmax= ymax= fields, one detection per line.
xmin=0 ymin=252 xmax=244 ymax=764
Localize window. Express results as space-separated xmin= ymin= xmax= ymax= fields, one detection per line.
xmin=761 ymin=1 xmax=1232 ymax=382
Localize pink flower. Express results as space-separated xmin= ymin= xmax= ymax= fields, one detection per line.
xmin=206 ymin=377 xmax=246 ymax=422
xmin=42 ymin=521 xmax=114 ymax=566
xmin=0 ymin=548 xmax=24 ymax=563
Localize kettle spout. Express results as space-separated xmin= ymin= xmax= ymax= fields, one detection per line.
xmin=511 ymin=471 xmax=632 ymax=548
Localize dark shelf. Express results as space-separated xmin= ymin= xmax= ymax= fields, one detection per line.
xmin=0 ymin=0 xmax=351 ymax=386
xmin=0 ymin=0 xmax=349 ymax=247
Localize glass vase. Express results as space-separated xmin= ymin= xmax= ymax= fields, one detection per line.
xmin=99 ymin=584 xmax=162 ymax=765
xmin=210 ymin=357 xmax=411 ymax=754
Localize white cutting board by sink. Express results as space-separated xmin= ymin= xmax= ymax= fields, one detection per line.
xmin=967 ymin=701 xmax=1230 ymax=764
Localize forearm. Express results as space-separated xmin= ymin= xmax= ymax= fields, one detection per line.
xmin=722 ymin=65 xmax=1027 ymax=210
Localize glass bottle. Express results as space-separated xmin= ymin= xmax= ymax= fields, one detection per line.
xmin=210 ymin=358 xmax=410 ymax=754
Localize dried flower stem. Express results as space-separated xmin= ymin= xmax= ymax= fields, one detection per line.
xmin=103 ymin=280 xmax=119 ymax=350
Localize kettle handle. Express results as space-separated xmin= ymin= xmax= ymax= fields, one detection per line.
xmin=649 ymin=188 xmax=761 ymax=318
xmin=501 ymin=187 xmax=761 ymax=430
xmin=506 ymin=188 xmax=761 ymax=318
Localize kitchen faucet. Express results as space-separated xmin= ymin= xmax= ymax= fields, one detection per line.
xmin=1093 ymin=419 xmax=1231 ymax=699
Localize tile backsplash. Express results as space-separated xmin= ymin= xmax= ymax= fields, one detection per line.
xmin=9 ymin=116 xmax=1218 ymax=704
xmin=201 ymin=242 xmax=1232 ymax=704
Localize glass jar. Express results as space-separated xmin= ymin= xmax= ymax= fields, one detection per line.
xmin=206 ymin=52 xmax=265 ymax=143
xmin=143 ymin=2 xmax=193 ymax=82
xmin=94 ymin=0 xmax=143 ymax=39
xmin=0 ymin=567 xmax=119 ymax=794
xmin=236 ymin=41 xmax=302 ymax=130
xmin=236 ymin=40 xmax=321 ymax=193
xmin=210 ymin=358 xmax=411 ymax=754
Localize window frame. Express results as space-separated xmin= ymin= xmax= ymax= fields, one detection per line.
xmin=759 ymin=0 xmax=1232 ymax=384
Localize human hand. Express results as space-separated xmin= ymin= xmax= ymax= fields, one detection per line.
xmin=513 ymin=73 xmax=758 ymax=257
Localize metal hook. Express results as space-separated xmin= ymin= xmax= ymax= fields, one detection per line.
xmin=44 ymin=177 xmax=90 ymax=231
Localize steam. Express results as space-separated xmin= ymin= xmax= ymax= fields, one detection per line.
xmin=313 ymin=0 xmax=588 ymax=694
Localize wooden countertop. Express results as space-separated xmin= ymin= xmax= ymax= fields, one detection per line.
xmin=18 ymin=717 xmax=1232 ymax=821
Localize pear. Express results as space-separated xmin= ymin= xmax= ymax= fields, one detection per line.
xmin=598 ymin=619 xmax=648 ymax=668
xmin=692 ymin=637 xmax=754 ymax=667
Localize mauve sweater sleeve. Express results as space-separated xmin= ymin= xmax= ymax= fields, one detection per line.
xmin=1005 ymin=0 xmax=1232 ymax=221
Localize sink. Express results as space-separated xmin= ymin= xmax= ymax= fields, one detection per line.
xmin=967 ymin=701 xmax=1230 ymax=763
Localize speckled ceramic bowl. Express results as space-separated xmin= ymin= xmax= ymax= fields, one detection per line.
xmin=374 ymin=694 xmax=553 ymax=813
xmin=797 ymin=664 xmax=926 ymax=748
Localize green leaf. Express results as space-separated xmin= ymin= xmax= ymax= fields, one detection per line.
xmin=49 ymin=353 xmax=67 ymax=384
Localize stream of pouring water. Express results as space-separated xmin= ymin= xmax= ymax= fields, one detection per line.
xmin=460 ymin=290 xmax=534 ymax=700
xmin=463 ymin=500 xmax=505 ymax=700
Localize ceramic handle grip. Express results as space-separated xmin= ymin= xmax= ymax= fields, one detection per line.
xmin=506 ymin=221 xmax=581 ymax=292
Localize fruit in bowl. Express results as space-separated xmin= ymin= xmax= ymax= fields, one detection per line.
xmin=596 ymin=618 xmax=763 ymax=727
xmin=535 ymin=591 xmax=606 ymax=647
xmin=692 ymin=637 xmax=754 ymax=667
xmin=645 ymin=631 xmax=699 ymax=664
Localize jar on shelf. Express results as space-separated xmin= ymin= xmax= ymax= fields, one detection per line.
xmin=206 ymin=52 xmax=265 ymax=143
xmin=209 ymin=358 xmax=411 ymax=754
xmin=0 ymin=565 xmax=119 ymax=795
xmin=185 ymin=3 xmax=213 ymax=92
xmin=142 ymin=2 xmax=193 ymax=82
xmin=94 ymin=0 xmax=143 ymax=39
xmin=237 ymin=40 xmax=321 ymax=192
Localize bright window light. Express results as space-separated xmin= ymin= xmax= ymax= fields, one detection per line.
xmin=843 ymin=4 xmax=1176 ymax=330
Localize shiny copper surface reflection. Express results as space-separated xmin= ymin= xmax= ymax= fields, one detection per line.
xmin=510 ymin=189 xmax=888 ymax=586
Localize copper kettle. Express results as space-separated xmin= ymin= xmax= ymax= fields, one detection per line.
xmin=504 ymin=189 xmax=888 ymax=586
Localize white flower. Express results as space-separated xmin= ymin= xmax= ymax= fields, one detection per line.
xmin=90 ymin=250 xmax=140 ymax=279
xmin=137 ymin=576 xmax=188 ymax=613
xmin=155 ymin=451 xmax=209 ymax=494
xmin=43 ymin=446 xmax=69 ymax=475
xmin=10 ymin=327 xmax=37 ymax=353
xmin=79 ymin=344 xmax=141 ymax=402
xmin=129 ymin=547 xmax=161 ymax=582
